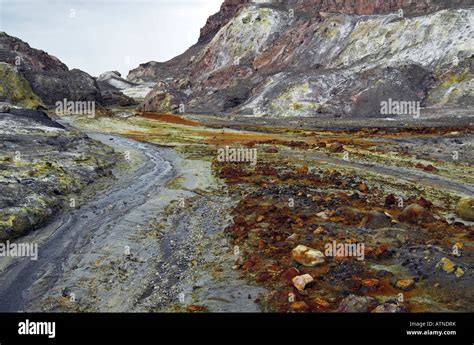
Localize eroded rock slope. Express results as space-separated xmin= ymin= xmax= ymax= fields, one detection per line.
xmin=133 ymin=0 xmax=474 ymax=117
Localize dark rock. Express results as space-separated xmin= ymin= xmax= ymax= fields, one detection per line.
xmin=7 ymin=108 xmax=64 ymax=129
xmin=384 ymin=194 xmax=397 ymax=207
xmin=373 ymin=301 xmax=405 ymax=313
xmin=22 ymin=69 xmax=102 ymax=106
xmin=0 ymin=103 xmax=11 ymax=113
xmin=280 ymin=267 xmax=300 ymax=282
xmin=399 ymin=204 xmax=434 ymax=224
xmin=0 ymin=32 xmax=102 ymax=107
xmin=376 ymin=270 xmax=393 ymax=278
xmin=100 ymin=90 xmax=137 ymax=107
xmin=337 ymin=294 xmax=376 ymax=312
xmin=328 ymin=142 xmax=344 ymax=153
xmin=360 ymin=211 xmax=392 ymax=229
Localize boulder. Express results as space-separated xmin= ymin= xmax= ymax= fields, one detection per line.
xmin=337 ymin=294 xmax=376 ymax=312
xmin=291 ymin=245 xmax=325 ymax=267
xmin=437 ymin=257 xmax=456 ymax=274
xmin=393 ymin=279 xmax=416 ymax=291
xmin=455 ymin=197 xmax=474 ymax=221
xmin=328 ymin=142 xmax=344 ymax=153
xmin=360 ymin=211 xmax=392 ymax=229
xmin=372 ymin=301 xmax=405 ymax=313
xmin=399 ymin=204 xmax=434 ymax=224
xmin=292 ymin=274 xmax=314 ymax=291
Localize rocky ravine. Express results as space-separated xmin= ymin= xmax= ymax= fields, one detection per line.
xmin=0 ymin=126 xmax=263 ymax=312
xmin=132 ymin=0 xmax=473 ymax=117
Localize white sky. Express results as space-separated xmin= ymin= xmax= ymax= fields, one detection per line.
xmin=0 ymin=0 xmax=222 ymax=77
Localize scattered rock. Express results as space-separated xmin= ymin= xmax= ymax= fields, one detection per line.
xmin=292 ymin=274 xmax=314 ymax=292
xmin=264 ymin=147 xmax=279 ymax=153
xmin=316 ymin=142 xmax=327 ymax=148
xmin=455 ymin=197 xmax=474 ymax=221
xmin=313 ymin=226 xmax=326 ymax=235
xmin=416 ymin=163 xmax=438 ymax=172
xmin=384 ymin=194 xmax=397 ymax=207
xmin=455 ymin=267 xmax=465 ymax=278
xmin=360 ymin=211 xmax=392 ymax=229
xmin=337 ymin=294 xmax=376 ymax=313
xmin=313 ymin=297 xmax=330 ymax=308
xmin=285 ymin=233 xmax=299 ymax=243
xmin=297 ymin=164 xmax=309 ymax=174
xmin=393 ymin=279 xmax=415 ymax=291
xmin=357 ymin=183 xmax=369 ymax=193
xmin=291 ymin=245 xmax=325 ymax=267
xmin=373 ymin=301 xmax=405 ymax=313
xmin=399 ymin=204 xmax=433 ymax=224
xmin=0 ymin=102 xmax=11 ymax=113
xmin=316 ymin=211 xmax=329 ymax=220
xmin=417 ymin=197 xmax=433 ymax=209
xmin=361 ymin=278 xmax=379 ymax=290
xmin=328 ymin=142 xmax=344 ymax=153
xmin=437 ymin=257 xmax=456 ymax=274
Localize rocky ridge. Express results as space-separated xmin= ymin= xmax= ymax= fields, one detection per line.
xmin=132 ymin=0 xmax=474 ymax=117
xmin=0 ymin=32 xmax=104 ymax=107
xmin=0 ymin=33 xmax=145 ymax=108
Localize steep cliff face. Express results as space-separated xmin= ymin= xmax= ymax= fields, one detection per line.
xmin=127 ymin=0 xmax=251 ymax=83
xmin=134 ymin=0 xmax=474 ymax=117
xmin=199 ymin=0 xmax=252 ymax=42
